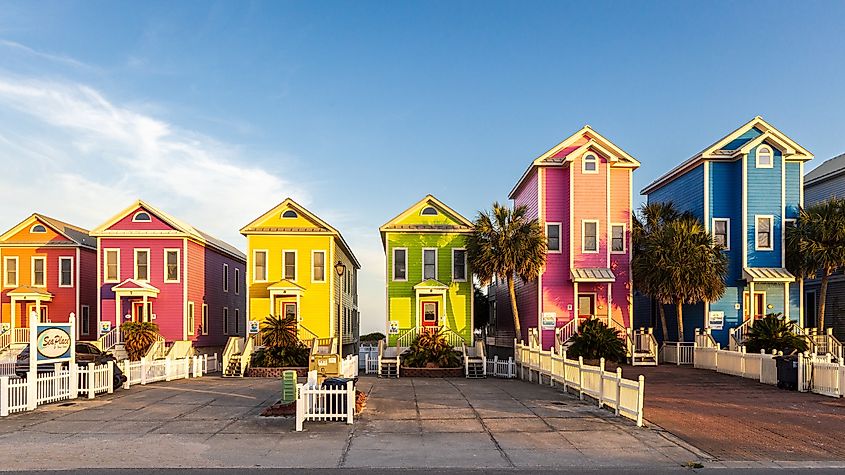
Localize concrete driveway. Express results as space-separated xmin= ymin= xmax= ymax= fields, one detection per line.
xmin=0 ymin=375 xmax=702 ymax=470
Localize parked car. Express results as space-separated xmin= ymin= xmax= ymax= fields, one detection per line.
xmin=15 ymin=342 xmax=127 ymax=390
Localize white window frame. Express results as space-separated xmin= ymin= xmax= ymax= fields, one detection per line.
xmin=422 ymin=248 xmax=438 ymax=280
xmin=756 ymin=145 xmax=774 ymax=169
xmin=452 ymin=248 xmax=467 ymax=282
xmin=187 ymin=301 xmax=195 ymax=336
xmin=201 ymin=304 xmax=209 ymax=335
xmin=58 ymin=256 xmax=74 ymax=288
xmin=312 ymin=250 xmax=326 ymax=283
xmin=610 ymin=223 xmax=626 ymax=254
xmin=582 ymin=153 xmax=599 ymax=174
xmin=755 ymin=215 xmax=774 ymax=251
xmin=253 ymin=249 xmax=268 ymax=283
xmin=282 ymin=250 xmax=297 ymax=281
xmin=29 ymin=224 xmax=47 ymax=233
xmin=420 ymin=206 xmax=439 ymax=216
xmin=134 ymin=248 xmax=150 ymax=282
xmin=132 ymin=211 xmax=152 ymax=222
xmin=546 ymin=223 xmax=562 ymax=253
xmin=3 ymin=256 xmax=19 ymax=288
xmin=235 ymin=267 xmax=241 ymax=295
xmin=31 ymin=256 xmax=47 ymax=287
xmin=223 ymin=307 xmax=229 ymax=335
xmin=80 ymin=305 xmax=90 ymax=336
xmin=712 ymin=218 xmax=731 ymax=250
xmin=281 ymin=210 xmax=298 ymax=219
xmin=235 ymin=308 xmax=240 ymax=335
xmin=163 ymin=249 xmax=180 ymax=283
xmin=223 ymin=263 xmax=229 ymax=292
xmin=104 ymin=249 xmax=121 ymax=283
xmin=392 ymin=247 xmax=408 ymax=282
xmin=581 ymin=220 xmax=600 ymax=253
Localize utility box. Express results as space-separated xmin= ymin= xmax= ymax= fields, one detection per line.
xmin=281 ymin=370 xmax=297 ymax=403
xmin=309 ymin=354 xmax=341 ymax=381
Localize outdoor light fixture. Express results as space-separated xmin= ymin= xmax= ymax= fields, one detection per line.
xmin=335 ymin=261 xmax=347 ymax=276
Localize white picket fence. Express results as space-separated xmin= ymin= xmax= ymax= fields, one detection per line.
xmin=77 ymin=362 xmax=115 ymax=399
xmin=295 ymin=380 xmax=356 ymax=431
xmin=515 ymin=342 xmax=645 ymax=426
xmin=810 ymin=360 xmax=845 ymax=397
xmin=660 ymin=342 xmax=695 ymax=365
xmin=341 ymin=355 xmax=359 ymax=378
xmin=363 ymin=354 xmax=379 ymax=374
xmin=0 ymin=361 xmax=15 ymax=377
xmin=121 ymin=353 xmax=219 ymax=388
xmin=359 ymin=344 xmax=378 ymax=373
xmin=486 ymin=356 xmax=516 ymax=378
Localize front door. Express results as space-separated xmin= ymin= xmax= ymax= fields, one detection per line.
xmin=421 ymin=301 xmax=438 ymax=327
xmin=25 ymin=304 xmax=49 ymax=323
xmin=577 ymin=294 xmax=595 ymax=319
xmin=132 ymin=301 xmax=153 ymax=322
xmin=743 ymin=292 xmax=766 ymax=321
xmin=283 ymin=302 xmax=297 ymax=321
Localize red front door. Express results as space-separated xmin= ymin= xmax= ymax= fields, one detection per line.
xmin=421 ymin=301 xmax=438 ymax=327
xmin=132 ymin=302 xmax=153 ymax=322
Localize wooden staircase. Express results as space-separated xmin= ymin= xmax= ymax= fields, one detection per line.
xmin=628 ymin=328 xmax=658 ymax=366
xmin=463 ymin=341 xmax=486 ymax=378
xmin=377 ymin=339 xmax=401 ymax=378
xmin=222 ymin=336 xmax=254 ymax=378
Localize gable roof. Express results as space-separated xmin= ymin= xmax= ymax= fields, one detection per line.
xmin=642 ymin=116 xmax=814 ymax=195
xmin=379 ymin=195 xmax=473 ymax=244
xmin=509 ymin=125 xmax=640 ymax=199
xmin=0 ymin=213 xmax=96 ymax=249
xmin=805 ymin=152 xmax=845 ymax=187
xmin=240 ymin=198 xmax=360 ymax=269
xmin=91 ymin=200 xmax=245 ymax=262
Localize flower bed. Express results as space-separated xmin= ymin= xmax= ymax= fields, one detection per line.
xmin=400 ymin=366 xmax=464 ymax=378
xmin=245 ymin=367 xmax=308 ymax=378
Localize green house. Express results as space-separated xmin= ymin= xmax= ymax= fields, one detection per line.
xmin=380 ymin=195 xmax=474 ymax=347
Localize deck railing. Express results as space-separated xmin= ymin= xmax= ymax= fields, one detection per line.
xmin=660 ymin=342 xmax=695 ymax=365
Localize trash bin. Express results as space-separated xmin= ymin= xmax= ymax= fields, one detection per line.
xmin=321 ymin=377 xmax=358 ymax=417
xmin=775 ymin=355 xmax=799 ymax=390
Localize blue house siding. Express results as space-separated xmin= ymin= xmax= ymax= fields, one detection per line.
xmin=647 ymin=164 xmax=704 ymax=221
xmin=789 ymin=283 xmax=801 ymax=324
xmin=709 ymin=286 xmax=742 ymax=345
xmin=785 ymin=162 xmax=801 ymax=218
xmin=709 ymin=161 xmax=743 ymax=282
xmin=746 ymin=144 xmax=783 ymax=268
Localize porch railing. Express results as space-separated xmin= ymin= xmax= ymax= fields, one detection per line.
xmin=14 ymin=328 xmax=29 ymax=345
xmin=809 ymin=328 xmax=843 ymax=362
xmin=728 ymin=320 xmax=752 ymax=351
xmin=660 ymin=341 xmax=695 ymax=365
xmin=95 ymin=327 xmax=121 ymax=352
xmin=695 ymin=328 xmax=718 ymax=348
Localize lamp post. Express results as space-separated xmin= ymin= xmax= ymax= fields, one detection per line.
xmin=334 ymin=261 xmax=346 ymax=277
xmin=335 ymin=261 xmax=346 ymax=357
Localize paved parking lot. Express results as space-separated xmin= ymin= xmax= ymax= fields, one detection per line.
xmin=0 ymin=375 xmax=703 ymax=470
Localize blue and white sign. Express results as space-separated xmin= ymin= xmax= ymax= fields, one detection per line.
xmin=35 ymin=325 xmax=72 ymax=361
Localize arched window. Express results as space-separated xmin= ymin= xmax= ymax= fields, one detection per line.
xmin=582 ymin=153 xmax=598 ymax=173
xmin=30 ymin=224 xmax=47 ymax=233
xmin=132 ymin=211 xmax=152 ymax=222
xmin=421 ymin=206 xmax=439 ymax=216
xmin=282 ymin=210 xmax=298 ymax=219
xmin=756 ymin=145 xmax=773 ymax=168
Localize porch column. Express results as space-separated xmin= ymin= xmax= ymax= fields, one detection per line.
xmin=35 ymin=299 xmax=41 ymax=323
xmin=270 ymin=293 xmax=275 ymax=318
xmin=9 ymin=297 xmax=16 ymax=334
xmin=748 ymin=281 xmax=755 ymax=327
xmin=573 ymin=282 xmax=579 ymax=333
xmin=784 ymin=281 xmax=790 ymax=321
xmin=115 ymin=294 xmax=121 ymax=332
xmin=607 ymin=283 xmax=613 ymax=324
xmin=142 ymin=295 xmax=148 ymax=322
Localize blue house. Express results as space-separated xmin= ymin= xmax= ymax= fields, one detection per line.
xmin=641 ymin=117 xmax=813 ymax=346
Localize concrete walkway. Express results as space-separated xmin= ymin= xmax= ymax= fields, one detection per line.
xmin=0 ymin=375 xmax=703 ymax=470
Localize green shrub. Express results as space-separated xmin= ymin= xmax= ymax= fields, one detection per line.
xmin=251 ymin=345 xmax=310 ymax=367
xmin=402 ymin=329 xmax=462 ymax=368
xmin=360 ymin=332 xmax=386 ymax=342
xmin=566 ymin=318 xmax=627 ymax=363
xmin=744 ymin=313 xmax=809 ymax=354
xmin=260 ymin=314 xmax=300 ymax=348
xmin=121 ymin=321 xmax=160 ymax=361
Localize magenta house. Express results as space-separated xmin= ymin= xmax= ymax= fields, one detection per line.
xmin=488 ymin=126 xmax=640 ymax=352
xmin=90 ymin=200 xmax=246 ymax=351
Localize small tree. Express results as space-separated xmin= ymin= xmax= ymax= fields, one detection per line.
xmin=402 ymin=329 xmax=462 ymax=368
xmin=566 ymin=319 xmax=627 ymax=363
xmin=260 ymin=314 xmax=300 ymax=348
xmin=468 ymin=203 xmax=546 ymax=339
xmin=121 ymin=321 xmax=160 ymax=361
xmin=744 ymin=313 xmax=809 ymax=354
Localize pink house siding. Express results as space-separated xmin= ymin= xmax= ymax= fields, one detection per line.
xmin=572 ymin=153 xmax=609 ymax=269
xmin=610 ymin=167 xmax=632 ymax=326
xmin=541 ymin=166 xmax=573 ymax=344
xmin=78 ymin=248 xmax=99 ymax=337
xmin=107 ymin=206 xmax=174 ymax=231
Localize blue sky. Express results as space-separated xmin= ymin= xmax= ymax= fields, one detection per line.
xmin=1 ymin=1 xmax=843 ymax=332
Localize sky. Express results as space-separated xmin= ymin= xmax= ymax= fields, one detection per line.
xmin=0 ymin=1 xmax=843 ymax=333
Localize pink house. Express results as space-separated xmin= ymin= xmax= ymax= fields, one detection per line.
xmin=91 ymin=201 xmax=246 ymax=351
xmin=488 ymin=126 xmax=640 ymax=352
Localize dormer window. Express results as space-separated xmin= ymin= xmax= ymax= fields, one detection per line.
xmin=421 ymin=206 xmax=439 ymax=216
xmin=582 ymin=153 xmax=598 ymax=174
xmin=282 ymin=210 xmax=298 ymax=219
xmin=756 ymin=146 xmax=773 ymax=168
xmin=132 ymin=211 xmax=152 ymax=222
xmin=30 ymin=224 xmax=47 ymax=233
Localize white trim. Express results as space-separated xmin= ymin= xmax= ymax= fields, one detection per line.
xmin=581 ymin=220 xmax=599 ymax=254
xmin=133 ymin=248 xmax=150 ymax=282
xmin=582 ymin=153 xmax=599 ymax=174
xmin=743 ymin=290 xmax=767 ymax=320
xmin=103 ymin=248 xmax=121 ymax=283
xmin=712 ymin=218 xmax=731 ymax=250
xmin=96 ymin=237 xmax=101 ymax=335
xmin=187 ymin=301 xmax=195 ymax=336
xmin=163 ymin=248 xmax=181 ymax=283
xmin=31 ymin=255 xmax=47 ymax=287
xmin=223 ymin=263 xmax=229 ymax=292
xmin=182 ymin=238 xmax=188 ymax=341
xmin=420 ymin=206 xmax=439 ymax=216
xmin=29 ymin=224 xmax=47 ymax=234
xmin=235 ymin=267 xmax=241 ymax=295
xmin=235 ymin=308 xmax=241 ymax=336
xmin=703 ymin=161 xmax=710 ymax=232
xmin=201 ymin=304 xmax=209 ymax=335
xmin=606 ymin=160 xmax=610 ymax=264
xmin=223 ymin=306 xmax=229 ymax=335
xmin=754 ymin=215 xmax=774 ymax=251
xmin=80 ymin=304 xmax=90 ymax=336
xmin=253 ymin=249 xmax=269 ymax=283
xmin=576 ymin=292 xmax=598 ymax=317
xmin=781 ymin=153 xmax=787 ymax=267
xmin=538 ymin=167 xmax=544 ymax=348
xmin=569 ymin=165 xmax=574 ymax=270
xmin=451 ymin=248 xmax=467 ymax=282
xmin=131 ymin=211 xmax=152 ymax=222
xmin=756 ymin=145 xmax=774 ymax=168
xmin=58 ymin=256 xmax=74 ymax=288
xmin=546 ymin=222 xmax=562 ymax=254
xmin=281 ymin=210 xmax=298 ymax=219
xmin=742 ymin=155 xmax=748 ymax=267
xmin=3 ymin=256 xmax=19 ymax=288
xmin=422 ymin=248 xmax=438 ymax=280
xmin=610 ymin=223 xmax=626 ymax=254
xmin=391 ymin=246 xmax=408 ymax=282
xmin=311 ymin=250 xmax=327 ymax=283
xmin=75 ymin=248 xmax=80 ymax=320
xmin=282 ymin=250 xmax=297 ymax=282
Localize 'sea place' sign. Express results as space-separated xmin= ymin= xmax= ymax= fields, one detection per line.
xmin=37 ymin=327 xmax=72 ymax=359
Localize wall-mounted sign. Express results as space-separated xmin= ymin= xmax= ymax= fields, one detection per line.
xmin=100 ymin=321 xmax=112 ymax=335
xmin=36 ymin=326 xmax=72 ymax=361
xmin=541 ymin=312 xmax=556 ymax=330
xmin=0 ymin=323 xmax=9 ymax=334
xmin=249 ymin=320 xmax=260 ymax=334
xmin=708 ymin=311 xmax=725 ymax=331
xmin=388 ymin=320 xmax=399 ymax=335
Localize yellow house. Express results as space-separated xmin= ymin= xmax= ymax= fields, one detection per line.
xmin=240 ymin=198 xmax=361 ymax=356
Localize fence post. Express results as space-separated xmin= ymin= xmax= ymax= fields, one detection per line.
xmin=88 ymin=364 xmax=95 ymax=399
xmin=165 ymin=358 xmax=172 ymax=382
xmin=295 ymin=384 xmax=304 ymax=432
xmin=69 ymin=363 xmax=78 ymax=400
xmin=123 ymin=360 xmax=131 ymax=389
xmin=636 ymin=375 xmax=645 ymax=427
xmin=346 ymin=381 xmax=355 ymax=424
xmin=184 ymin=358 xmax=190 ymax=380
xmin=107 ymin=361 xmax=114 ymax=395
xmin=141 ymin=359 xmax=147 ymax=385
xmin=1 ymin=376 xmax=9 ymax=416
xmin=797 ymin=352 xmax=805 ymax=392
xmin=578 ymin=356 xmax=585 ymax=401
xmin=598 ymin=358 xmax=605 ymax=408
xmin=549 ymin=348 xmax=556 ymax=387
xmin=26 ymin=370 xmax=36 ymax=411
xmin=614 ymin=367 xmax=622 ymax=416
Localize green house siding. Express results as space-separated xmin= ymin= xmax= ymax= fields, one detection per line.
xmin=385 ymin=231 xmax=473 ymax=345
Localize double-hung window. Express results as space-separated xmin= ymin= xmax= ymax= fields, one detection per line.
xmin=253 ymin=250 xmax=268 ymax=282
xmin=80 ymin=305 xmax=90 ymax=336
xmin=755 ymin=216 xmax=774 ymax=250
xmin=582 ymin=153 xmax=598 ymax=173
xmin=546 ymin=223 xmax=561 ymax=253
xmin=223 ymin=264 xmax=229 ymax=292
xmin=187 ymin=302 xmax=195 ymax=335
xmin=104 ymin=249 xmax=120 ymax=283
xmin=134 ymin=249 xmax=149 ymax=281
xmin=201 ymin=304 xmax=209 ymax=335
xmin=610 ymin=224 xmax=625 ymax=253
xmin=223 ymin=307 xmax=230 ymax=335
xmin=32 ymin=256 xmax=46 ymax=287
xmin=712 ymin=219 xmax=730 ymax=249
xmin=312 ymin=251 xmax=325 ymax=283
xmin=756 ymin=146 xmax=773 ymax=168
xmin=582 ymin=221 xmax=599 ymax=253
xmin=164 ymin=249 xmax=180 ymax=282
xmin=283 ymin=251 xmax=296 ymax=281
xmin=235 ymin=268 xmax=241 ymax=294
xmin=423 ymin=249 xmax=437 ymax=280
xmin=4 ymin=256 xmax=18 ymax=287
xmin=59 ymin=257 xmax=73 ymax=287
xmin=452 ymin=249 xmax=467 ymax=281
xmin=392 ymin=248 xmax=407 ymax=281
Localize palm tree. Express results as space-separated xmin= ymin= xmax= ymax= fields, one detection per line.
xmin=467 ymin=203 xmax=546 ymax=339
xmin=633 ymin=203 xmax=728 ymax=341
xmin=744 ymin=313 xmax=809 ymax=354
xmin=121 ymin=321 xmax=160 ymax=361
xmin=260 ymin=314 xmax=300 ymax=348
xmin=786 ymin=198 xmax=845 ymax=331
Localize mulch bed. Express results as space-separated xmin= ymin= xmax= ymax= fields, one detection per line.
xmin=245 ymin=367 xmax=308 ymax=378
